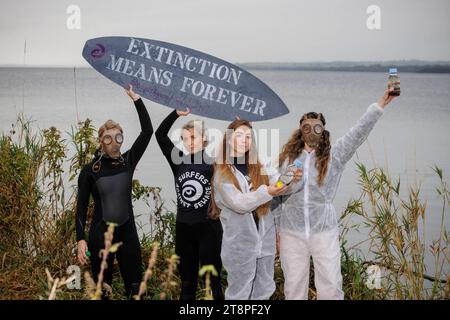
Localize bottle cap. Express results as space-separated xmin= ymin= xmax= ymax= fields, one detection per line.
xmin=276 ymin=181 xmax=284 ymax=188
xmin=86 ymin=250 xmax=91 ymax=257
xmin=389 ymin=68 xmax=397 ymax=74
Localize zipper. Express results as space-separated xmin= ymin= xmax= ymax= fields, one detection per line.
xmin=303 ymin=152 xmax=311 ymax=239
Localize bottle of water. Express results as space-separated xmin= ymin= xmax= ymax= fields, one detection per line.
xmin=276 ymin=159 xmax=302 ymax=187
xmin=388 ymin=68 xmax=401 ymax=96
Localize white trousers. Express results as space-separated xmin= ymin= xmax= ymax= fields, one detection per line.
xmin=223 ymin=254 xmax=275 ymax=300
xmin=280 ymin=227 xmax=344 ymax=300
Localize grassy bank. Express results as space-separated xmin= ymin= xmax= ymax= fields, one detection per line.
xmin=0 ymin=116 xmax=448 ymax=300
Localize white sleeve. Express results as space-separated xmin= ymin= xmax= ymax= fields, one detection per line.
xmin=332 ymin=103 xmax=384 ymax=169
xmin=276 ymin=158 xmax=303 ymax=195
xmin=262 ymin=157 xmax=281 ymax=185
xmin=214 ymin=180 xmax=273 ymax=215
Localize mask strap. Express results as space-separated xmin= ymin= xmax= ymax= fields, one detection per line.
xmin=92 ymin=151 xmax=104 ymax=173
xmin=299 ymin=114 xmax=307 ymax=127
xmin=317 ymin=113 xmax=324 ymax=126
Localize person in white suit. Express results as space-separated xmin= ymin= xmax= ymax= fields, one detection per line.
xmin=209 ymin=118 xmax=301 ymax=300
xmin=274 ymin=87 xmax=398 ymax=300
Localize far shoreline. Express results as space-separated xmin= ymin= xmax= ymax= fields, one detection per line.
xmin=1 ymin=60 xmax=450 ymax=74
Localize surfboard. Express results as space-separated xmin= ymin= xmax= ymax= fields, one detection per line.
xmin=82 ymin=36 xmax=289 ymax=121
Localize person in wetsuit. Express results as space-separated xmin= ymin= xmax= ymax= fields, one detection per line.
xmin=76 ymin=85 xmax=153 ymax=298
xmin=155 ymin=108 xmax=224 ymax=300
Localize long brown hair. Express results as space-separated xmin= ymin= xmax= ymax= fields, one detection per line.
xmin=208 ymin=119 xmax=271 ymax=219
xmin=278 ymin=112 xmax=331 ymax=186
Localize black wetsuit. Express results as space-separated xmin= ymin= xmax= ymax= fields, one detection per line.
xmin=155 ymin=110 xmax=223 ymax=300
xmin=76 ymin=98 xmax=153 ymax=297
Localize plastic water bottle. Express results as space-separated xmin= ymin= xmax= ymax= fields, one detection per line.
xmin=388 ymin=68 xmax=401 ymax=96
xmin=276 ymin=159 xmax=302 ymax=187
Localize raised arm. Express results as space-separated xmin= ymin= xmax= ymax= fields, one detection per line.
xmin=332 ymin=103 xmax=382 ymax=169
xmin=125 ymin=86 xmax=153 ymax=170
xmin=155 ymin=110 xmax=180 ymax=162
xmin=155 ymin=108 xmax=190 ymax=168
xmin=332 ymin=87 xmax=397 ymax=169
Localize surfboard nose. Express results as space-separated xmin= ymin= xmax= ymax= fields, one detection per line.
xmin=82 ymin=39 xmax=107 ymax=62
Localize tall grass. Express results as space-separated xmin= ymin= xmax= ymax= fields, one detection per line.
xmin=0 ymin=116 xmax=181 ymax=300
xmin=0 ymin=116 xmax=77 ymax=299
xmin=0 ymin=115 xmax=448 ymax=299
xmin=339 ymin=163 xmax=449 ymax=299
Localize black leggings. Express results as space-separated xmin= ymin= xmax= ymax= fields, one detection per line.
xmin=175 ymin=219 xmax=224 ymax=300
xmin=88 ymin=219 xmax=142 ymax=298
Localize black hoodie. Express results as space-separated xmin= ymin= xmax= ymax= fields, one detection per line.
xmin=155 ymin=110 xmax=214 ymax=225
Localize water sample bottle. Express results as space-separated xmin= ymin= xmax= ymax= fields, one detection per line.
xmin=388 ymin=68 xmax=401 ymax=96
xmin=276 ymin=159 xmax=302 ymax=187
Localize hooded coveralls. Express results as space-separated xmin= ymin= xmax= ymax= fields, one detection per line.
xmin=213 ymin=164 xmax=280 ymax=300
xmin=273 ymin=102 xmax=384 ymax=300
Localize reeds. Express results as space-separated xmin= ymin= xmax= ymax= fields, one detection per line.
xmin=1 ymin=115 xmax=448 ymax=299
xmin=135 ymin=241 xmax=160 ymax=300
xmin=198 ymin=265 xmax=218 ymax=300
xmin=339 ymin=162 xmax=449 ymax=299
xmin=0 ymin=116 xmax=180 ymax=299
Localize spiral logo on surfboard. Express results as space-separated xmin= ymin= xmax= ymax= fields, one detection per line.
xmin=175 ymin=171 xmax=211 ymax=210
xmin=90 ymin=44 xmax=105 ymax=58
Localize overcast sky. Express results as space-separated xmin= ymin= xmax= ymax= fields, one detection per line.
xmin=1 ymin=0 xmax=449 ymax=66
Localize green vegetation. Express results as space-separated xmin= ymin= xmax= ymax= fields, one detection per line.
xmin=0 ymin=116 xmax=448 ymax=299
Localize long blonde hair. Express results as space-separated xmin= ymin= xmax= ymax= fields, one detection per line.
xmin=209 ymin=119 xmax=270 ymax=219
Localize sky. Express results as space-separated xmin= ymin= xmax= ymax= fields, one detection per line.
xmin=0 ymin=0 xmax=449 ymax=66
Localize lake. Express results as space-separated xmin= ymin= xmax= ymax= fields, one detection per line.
xmin=1 ymin=67 xmax=449 ymax=275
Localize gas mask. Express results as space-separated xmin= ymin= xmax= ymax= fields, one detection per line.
xmin=101 ymin=133 xmax=123 ymax=157
xmin=300 ymin=118 xmax=324 ymax=148
xmin=102 ymin=133 xmax=124 ymax=145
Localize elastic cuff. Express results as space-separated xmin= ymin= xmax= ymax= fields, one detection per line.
xmin=371 ymin=102 xmax=384 ymax=112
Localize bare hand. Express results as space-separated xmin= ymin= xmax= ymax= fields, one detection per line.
xmin=77 ymin=240 xmax=89 ymax=265
xmin=176 ymin=108 xmax=191 ymax=116
xmin=268 ymin=184 xmax=288 ymax=197
xmin=377 ymin=87 xmax=397 ymax=109
xmin=125 ymin=84 xmax=140 ymax=101
xmin=290 ymin=168 xmax=303 ymax=183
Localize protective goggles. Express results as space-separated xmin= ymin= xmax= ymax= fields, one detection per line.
xmin=102 ymin=133 xmax=123 ymax=145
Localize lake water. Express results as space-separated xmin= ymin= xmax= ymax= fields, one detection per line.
xmin=1 ymin=67 xmax=449 ymax=276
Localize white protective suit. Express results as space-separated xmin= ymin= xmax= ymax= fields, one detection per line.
xmin=273 ymin=102 xmax=384 ymax=300
xmin=213 ymin=164 xmax=280 ymax=300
